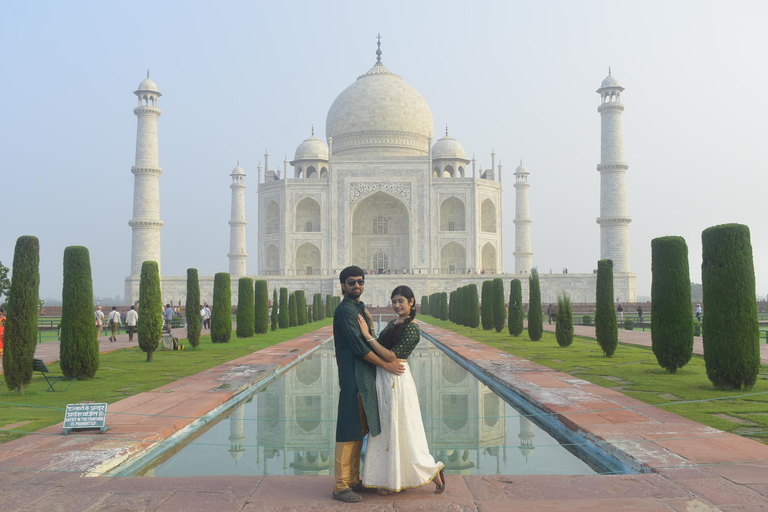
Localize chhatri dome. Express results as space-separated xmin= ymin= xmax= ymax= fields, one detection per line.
xmin=325 ymin=36 xmax=434 ymax=156
xmin=293 ymin=127 xmax=330 ymax=161
xmin=600 ymin=68 xmax=621 ymax=88
xmin=431 ymin=128 xmax=467 ymax=160
xmin=136 ymin=71 xmax=160 ymax=93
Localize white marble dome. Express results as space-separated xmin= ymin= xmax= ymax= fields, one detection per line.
xmin=294 ymin=133 xmax=329 ymax=161
xmin=137 ymin=77 xmax=159 ymax=92
xmin=325 ymin=60 xmax=434 ymax=156
xmin=601 ymin=74 xmax=621 ymax=88
xmin=231 ymin=163 xmax=245 ymax=175
xmin=431 ymin=133 xmax=467 ymax=160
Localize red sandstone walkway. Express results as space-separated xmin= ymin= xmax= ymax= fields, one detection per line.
xmin=542 ymin=322 xmax=768 ymax=365
xmin=1 ymin=323 xmax=767 ymax=511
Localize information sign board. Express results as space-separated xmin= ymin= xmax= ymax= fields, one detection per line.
xmin=63 ymin=403 xmax=110 ymax=435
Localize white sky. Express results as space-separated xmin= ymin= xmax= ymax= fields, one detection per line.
xmin=1 ymin=0 xmax=767 ymax=302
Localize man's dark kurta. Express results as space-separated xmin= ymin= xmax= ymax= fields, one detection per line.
xmin=333 ymin=297 xmax=380 ymax=442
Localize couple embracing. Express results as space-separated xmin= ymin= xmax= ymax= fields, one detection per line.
xmin=332 ymin=265 xmax=445 ymax=503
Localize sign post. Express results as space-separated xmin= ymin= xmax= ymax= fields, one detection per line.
xmin=63 ymin=403 xmax=109 ymax=435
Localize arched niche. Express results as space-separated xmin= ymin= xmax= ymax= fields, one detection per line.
xmin=440 ymin=241 xmax=466 ymax=274
xmin=306 ymin=165 xmax=317 ymax=178
xmin=440 ymin=197 xmax=466 ymax=232
xmin=295 ymin=197 xmax=321 ymax=232
xmin=351 ymin=191 xmax=410 ymax=272
xmin=265 ymin=244 xmax=280 ymax=275
xmin=480 ymin=199 xmax=497 ymax=233
xmin=481 ymin=242 xmax=497 ymax=273
xmin=265 ymin=201 xmax=280 ymax=235
xmin=296 ymin=242 xmax=321 ymax=275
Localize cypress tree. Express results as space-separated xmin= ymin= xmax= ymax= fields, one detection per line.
xmin=278 ymin=287 xmax=289 ymax=328
xmin=137 ymin=261 xmax=162 ymax=362
xmin=508 ymin=279 xmax=524 ymax=336
xmin=307 ymin=304 xmax=313 ymax=323
xmin=333 ymin=295 xmax=340 ymax=313
xmin=651 ymin=236 xmax=693 ymax=373
xmin=236 ymin=277 xmax=255 ymax=338
xmin=493 ymin=278 xmax=506 ymax=333
xmin=528 ymin=269 xmax=543 ymax=341
xmin=254 ymin=280 xmax=269 ymax=334
xmin=312 ymin=293 xmax=320 ymax=321
xmin=2 ymin=236 xmax=40 ymax=394
xmin=421 ymin=295 xmax=429 ymax=316
xmin=439 ymin=292 xmax=449 ymax=321
xmin=325 ymin=294 xmax=332 ymax=318
xmin=289 ymin=292 xmax=298 ymax=327
xmin=702 ymin=224 xmax=760 ymax=389
xmin=270 ymin=288 xmax=278 ymax=331
xmin=480 ymin=281 xmax=493 ymax=330
xmin=467 ymin=284 xmax=480 ymax=328
xmin=595 ymin=259 xmax=618 ymax=357
xmin=555 ymin=293 xmax=574 ymax=347
xmin=60 ymin=246 xmax=99 ymax=380
xmin=296 ymin=290 xmax=307 ymax=325
xmin=186 ymin=269 xmax=201 ymax=347
xmin=448 ymin=291 xmax=456 ymax=323
xmin=211 ymin=273 xmax=232 ymax=343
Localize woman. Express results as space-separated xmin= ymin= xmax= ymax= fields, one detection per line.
xmin=356 ymin=285 xmax=445 ymax=495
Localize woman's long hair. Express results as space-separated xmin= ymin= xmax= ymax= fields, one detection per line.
xmin=379 ymin=285 xmax=416 ymax=350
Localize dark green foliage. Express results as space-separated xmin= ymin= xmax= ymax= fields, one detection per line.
xmin=439 ymin=292 xmax=448 ymax=321
xmin=651 ymin=236 xmax=693 ymax=373
xmin=555 ymin=293 xmax=574 ymax=347
xmin=583 ymin=315 xmax=592 ymax=326
xmin=595 ymin=259 xmax=618 ymax=357
xmin=466 ymin=284 xmax=480 ymax=328
xmin=186 ymin=269 xmax=201 ymax=347
xmin=270 ymin=288 xmax=278 ymax=331
xmin=278 ymin=288 xmax=289 ymax=328
xmin=624 ymin=319 xmax=634 ymax=330
xmin=333 ymin=296 xmax=340 ymax=314
xmin=296 ymin=290 xmax=307 ymax=325
xmin=455 ymin=287 xmax=464 ymax=325
xmin=421 ymin=296 xmax=429 ymax=315
xmin=508 ymin=279 xmax=524 ymax=336
xmin=3 ymin=236 xmax=40 ymax=394
xmin=211 ymin=273 xmax=232 ymax=343
xmin=236 ymin=277 xmax=255 ymax=338
xmin=307 ymin=305 xmax=313 ymax=323
xmin=448 ymin=291 xmax=456 ymax=323
xmin=693 ymin=320 xmax=701 ymax=337
xmin=312 ymin=293 xmax=320 ymax=321
xmin=289 ymin=292 xmax=298 ymax=327
xmin=493 ymin=278 xmax=506 ymax=333
xmin=254 ymin=280 xmax=269 ymax=334
xmin=701 ymin=224 xmax=760 ymax=389
xmin=480 ymin=281 xmax=493 ymax=330
xmin=60 ymin=246 xmax=99 ymax=380
xmin=137 ymin=261 xmax=162 ymax=361
xmin=0 ymin=260 xmax=9 ymax=304
xmin=527 ymin=269 xmax=543 ymax=341
xmin=325 ymin=294 xmax=332 ymax=318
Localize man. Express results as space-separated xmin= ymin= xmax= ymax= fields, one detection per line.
xmin=200 ymin=305 xmax=206 ymax=330
xmin=107 ymin=306 xmax=121 ymax=342
xmin=332 ymin=266 xmax=405 ymax=503
xmin=547 ymin=304 xmax=552 ymax=324
xmin=637 ymin=305 xmax=643 ymax=324
xmin=617 ymin=304 xmax=624 ymax=321
xmin=125 ymin=305 xmax=138 ymax=342
xmin=95 ymin=306 xmax=105 ymax=341
xmin=696 ymin=304 xmax=702 ymax=322
xmin=203 ymin=304 xmax=211 ymax=329
xmin=164 ymin=304 xmax=174 ymax=330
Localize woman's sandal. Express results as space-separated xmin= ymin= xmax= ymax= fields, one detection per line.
xmin=435 ymin=468 xmax=446 ymax=494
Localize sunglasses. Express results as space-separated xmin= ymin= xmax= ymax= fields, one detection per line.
xmin=346 ymin=279 xmax=365 ymax=286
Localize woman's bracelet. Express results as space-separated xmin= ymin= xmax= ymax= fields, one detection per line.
xmin=366 ymin=338 xmax=375 ymax=343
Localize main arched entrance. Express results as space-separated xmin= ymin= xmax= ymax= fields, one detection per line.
xmin=351 ymin=191 xmax=410 ymax=273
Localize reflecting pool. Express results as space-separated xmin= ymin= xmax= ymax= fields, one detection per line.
xmin=137 ymin=338 xmax=597 ymax=477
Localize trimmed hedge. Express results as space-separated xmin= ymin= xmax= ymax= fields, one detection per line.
xmin=270 ymin=288 xmax=278 ymax=331
xmin=254 ymin=280 xmax=269 ymax=334
xmin=702 ymin=224 xmax=760 ymax=389
xmin=2 ymin=236 xmax=40 ymax=394
xmin=60 ymin=246 xmax=99 ymax=380
xmin=480 ymin=281 xmax=493 ymax=330
xmin=555 ymin=293 xmax=574 ymax=347
xmin=325 ymin=294 xmax=332 ymax=319
xmin=296 ymin=290 xmax=307 ymax=326
xmin=278 ymin=288 xmax=289 ymax=328
xmin=466 ymin=284 xmax=480 ymax=328
xmin=527 ymin=269 xmax=543 ymax=341
xmin=421 ymin=296 xmax=429 ymax=316
xmin=595 ymin=259 xmax=618 ymax=357
xmin=624 ymin=319 xmax=634 ymax=331
xmin=137 ymin=261 xmax=162 ymax=361
xmin=236 ymin=277 xmax=255 ymax=338
xmin=583 ymin=315 xmax=592 ymax=326
xmin=211 ymin=273 xmax=232 ymax=343
xmin=186 ymin=269 xmax=201 ymax=347
xmin=289 ymin=292 xmax=298 ymax=327
xmin=439 ymin=292 xmax=448 ymax=321
xmin=493 ymin=278 xmax=506 ymax=333
xmin=508 ymin=279 xmax=524 ymax=336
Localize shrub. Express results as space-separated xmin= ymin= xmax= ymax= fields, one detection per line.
xmin=325 ymin=294 xmax=332 ymax=319
xmin=270 ymin=288 xmax=278 ymax=331
xmin=296 ymin=290 xmax=307 ymax=325
xmin=624 ymin=318 xmax=634 ymax=331
xmin=650 ymin=236 xmax=693 ymax=373
xmin=480 ymin=281 xmax=493 ymax=330
xmin=307 ymin=305 xmax=313 ymax=323
xmin=312 ymin=293 xmax=320 ymax=321
xmin=693 ymin=320 xmax=701 ymax=337
xmin=508 ymin=279 xmax=524 ymax=336
xmin=493 ymin=278 xmax=506 ymax=333
xmin=289 ymin=292 xmax=298 ymax=327
xmin=236 ymin=277 xmax=255 ymax=338
xmin=60 ymin=246 xmax=99 ymax=380
xmin=421 ymin=295 xmax=429 ymax=315
xmin=278 ymin=288 xmax=289 ymax=328
xmin=527 ymin=269 xmax=543 ymax=341
xmin=137 ymin=261 xmax=162 ymax=361
xmin=186 ymin=269 xmax=201 ymax=347
xmin=2 ymin=236 xmax=40 ymax=394
xmin=702 ymin=224 xmax=760 ymax=389
xmin=595 ymin=259 xmax=618 ymax=357
xmin=254 ymin=280 xmax=269 ymax=334
xmin=439 ymin=292 xmax=449 ymax=321
xmin=582 ymin=315 xmax=592 ymax=326
xmin=211 ymin=273 xmax=232 ymax=343
xmin=555 ymin=293 xmax=574 ymax=347
xmin=448 ymin=291 xmax=456 ymax=323
xmin=333 ymin=296 xmax=340 ymax=314
xmin=466 ymin=284 xmax=480 ymax=328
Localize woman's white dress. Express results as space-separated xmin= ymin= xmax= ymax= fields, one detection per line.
xmin=362 ymin=322 xmax=444 ymax=491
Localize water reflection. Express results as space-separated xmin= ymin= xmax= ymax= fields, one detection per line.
xmin=144 ymin=338 xmax=595 ymax=477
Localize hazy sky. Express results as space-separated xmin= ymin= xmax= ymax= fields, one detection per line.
xmin=2 ymin=1 xmax=767 ymax=302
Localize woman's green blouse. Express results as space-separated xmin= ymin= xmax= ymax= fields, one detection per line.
xmin=381 ymin=320 xmax=421 ymax=359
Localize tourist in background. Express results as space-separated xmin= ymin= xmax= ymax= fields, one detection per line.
xmin=164 ymin=304 xmax=174 ymax=330
xmin=203 ymin=304 xmax=211 ymax=329
xmin=637 ymin=305 xmax=643 ymax=323
xmin=125 ymin=305 xmax=138 ymax=342
xmin=696 ymin=304 xmax=702 ymax=322
xmin=617 ymin=304 xmax=624 ymax=321
xmin=95 ymin=306 xmax=105 ymax=341
xmin=107 ymin=306 xmax=121 ymax=342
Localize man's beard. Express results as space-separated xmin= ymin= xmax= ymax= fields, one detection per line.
xmin=345 ymin=288 xmax=362 ymax=299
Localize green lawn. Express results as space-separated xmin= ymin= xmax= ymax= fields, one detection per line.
xmin=421 ymin=317 xmax=768 ymax=444
xmin=0 ymin=319 xmax=333 ymax=444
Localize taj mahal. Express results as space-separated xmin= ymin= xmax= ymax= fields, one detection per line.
xmin=125 ymin=40 xmax=636 ymax=306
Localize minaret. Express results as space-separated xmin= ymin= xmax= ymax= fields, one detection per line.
xmin=228 ymin=162 xmax=247 ymax=279
xmin=228 ymin=403 xmax=246 ymax=463
xmin=129 ymin=72 xmax=164 ymax=277
xmin=596 ymin=69 xmax=631 ymax=273
xmin=513 ymin=161 xmax=533 ymax=274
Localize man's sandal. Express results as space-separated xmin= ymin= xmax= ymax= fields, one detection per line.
xmin=332 ymin=488 xmax=362 ymax=502
xmin=351 ymin=481 xmax=376 ymax=493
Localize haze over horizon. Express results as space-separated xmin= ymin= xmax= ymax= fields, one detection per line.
xmin=2 ymin=1 xmax=766 ymax=303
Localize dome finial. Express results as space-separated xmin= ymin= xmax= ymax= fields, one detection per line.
xmin=608 ymin=66 xmax=611 ymax=75
xmin=147 ymin=69 xmax=150 ymax=79
xmin=376 ymin=33 xmax=382 ymax=62
xmin=311 ymin=124 xmax=314 ymax=136
xmin=445 ymin=124 xmax=448 ymax=136
xmin=237 ymin=160 xmax=240 ymax=166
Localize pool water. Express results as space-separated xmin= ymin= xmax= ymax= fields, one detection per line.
xmin=136 ymin=338 xmax=597 ymax=477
